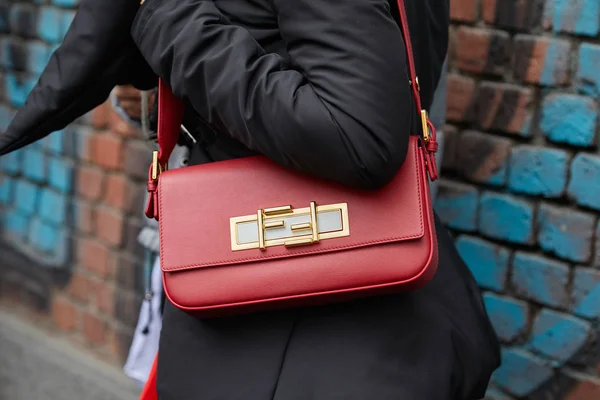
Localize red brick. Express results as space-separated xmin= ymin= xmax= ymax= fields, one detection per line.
xmin=87 ymin=276 xmax=101 ymax=301
xmin=482 ymin=0 xmax=545 ymax=30
xmin=470 ymin=82 xmax=533 ymax=135
xmin=78 ymin=238 xmax=110 ymax=278
xmin=109 ymin=109 xmax=141 ymax=138
xmin=106 ymin=254 xmax=118 ymax=281
xmin=104 ymin=174 xmax=130 ymax=210
xmin=125 ymin=181 xmax=146 ymax=214
xmin=124 ymin=141 xmax=153 ymax=181
xmin=82 ymin=311 xmax=107 ymax=346
xmin=89 ymin=133 xmax=124 ymax=170
xmin=96 ymin=283 xmax=115 ymax=318
xmin=446 ymin=74 xmax=476 ymax=123
xmin=106 ymin=325 xmax=134 ymax=362
xmin=76 ymin=166 xmax=105 ymax=201
xmin=115 ymin=290 xmax=143 ymax=326
xmin=95 ymin=207 xmax=125 ymax=247
xmin=450 ymin=0 xmax=478 ymax=22
xmin=52 ymin=295 xmax=79 ymax=333
xmin=448 ymin=26 xmax=457 ymax=66
xmin=455 ymin=27 xmax=509 ymax=76
xmin=564 ymin=380 xmax=600 ymax=400
xmin=457 ymin=130 xmax=512 ymax=184
xmin=75 ymin=199 xmax=95 ymax=234
xmin=481 ymin=0 xmax=495 ymax=23
xmin=66 ymin=272 xmax=90 ymax=304
xmin=91 ymin=102 xmax=110 ymax=130
xmin=441 ymin=125 xmax=459 ymax=171
xmin=513 ymin=35 xmax=571 ymax=86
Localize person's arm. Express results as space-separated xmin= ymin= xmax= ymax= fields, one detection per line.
xmin=131 ymin=0 xmax=415 ymax=189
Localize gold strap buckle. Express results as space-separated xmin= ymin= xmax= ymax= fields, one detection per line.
xmin=151 ymin=151 xmax=168 ymax=180
xmin=420 ymin=110 xmax=430 ymax=143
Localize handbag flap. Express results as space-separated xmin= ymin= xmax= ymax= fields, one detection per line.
xmin=158 ymin=136 xmax=427 ymax=272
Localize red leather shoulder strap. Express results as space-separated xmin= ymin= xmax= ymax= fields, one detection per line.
xmin=154 ymin=0 xmax=436 ymax=176
xmin=156 ymin=79 xmax=184 ymax=167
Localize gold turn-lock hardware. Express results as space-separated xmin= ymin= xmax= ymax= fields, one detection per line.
xmin=230 ymin=202 xmax=350 ymax=251
xmin=151 ymin=151 xmax=168 ymax=180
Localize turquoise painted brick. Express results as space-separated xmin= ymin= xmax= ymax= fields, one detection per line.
xmin=537 ymin=203 xmax=595 ymax=263
xmin=0 ymin=37 xmax=14 ymax=69
xmin=577 ymin=43 xmax=600 ymax=96
xmin=5 ymin=73 xmax=37 ymax=107
xmin=529 ymin=309 xmax=591 ymax=363
xmin=13 ymin=180 xmax=39 ymax=216
xmin=52 ymin=0 xmax=79 ymax=7
xmin=512 ymin=252 xmax=570 ymax=308
xmin=478 ymin=192 xmax=534 ymax=244
xmin=9 ymin=4 xmax=38 ymax=38
xmin=49 ymin=43 xmax=60 ymax=57
xmin=2 ymin=38 xmax=49 ymax=76
xmin=572 ymin=267 xmax=600 ymax=319
xmin=60 ymin=10 xmax=75 ymax=38
xmin=508 ymin=146 xmax=568 ymax=198
xmin=553 ymin=0 xmax=599 ymax=37
xmin=29 ymin=217 xmax=62 ymax=253
xmin=0 ymin=177 xmax=14 ymax=205
xmin=596 ymin=222 xmax=600 ymax=267
xmin=0 ymin=2 xmax=9 ymax=33
xmin=67 ymin=126 xmax=92 ymax=160
xmin=539 ymin=38 xmax=571 ymax=87
xmin=568 ymin=153 xmax=600 ymax=211
xmin=39 ymin=188 xmax=67 ymax=226
xmin=3 ymin=212 xmax=30 ymax=241
xmin=540 ymin=94 xmax=597 ymax=147
xmin=37 ymin=6 xmax=63 ymax=43
xmin=492 ymin=348 xmax=553 ymax=397
xmin=457 ymin=130 xmax=511 ymax=186
xmin=0 ymin=37 xmax=9 ymax=69
xmin=43 ymin=130 xmax=64 ymax=155
xmin=22 ymin=148 xmax=46 ymax=183
xmin=455 ymin=236 xmax=510 ymax=291
xmin=484 ymin=388 xmax=514 ymax=400
xmin=0 ymin=148 xmax=22 ymax=175
xmin=435 ymin=181 xmax=479 ymax=231
xmin=26 ymin=41 xmax=51 ymax=75
xmin=483 ymin=293 xmax=528 ymax=342
xmin=48 ymin=157 xmax=73 ymax=194
xmin=0 ymin=104 xmax=16 ymax=131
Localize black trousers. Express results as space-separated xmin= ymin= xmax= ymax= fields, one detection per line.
xmin=155 ymin=216 xmax=501 ymax=400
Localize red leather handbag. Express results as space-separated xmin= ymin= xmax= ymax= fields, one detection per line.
xmin=139 ymin=0 xmax=438 ymax=397
xmin=144 ymin=0 xmax=439 ymax=319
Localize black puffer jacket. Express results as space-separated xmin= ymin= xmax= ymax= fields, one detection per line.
xmin=0 ymin=0 xmax=500 ymax=398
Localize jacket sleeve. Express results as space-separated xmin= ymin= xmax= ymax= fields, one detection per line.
xmin=131 ymin=0 xmax=415 ymax=189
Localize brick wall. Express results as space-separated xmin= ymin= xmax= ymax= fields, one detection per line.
xmin=0 ymin=0 xmax=152 ymax=365
xmin=0 ymin=0 xmax=599 ymax=399
xmin=441 ymin=0 xmax=600 ymax=399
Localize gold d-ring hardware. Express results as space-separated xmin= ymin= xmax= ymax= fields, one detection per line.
xmin=230 ymin=202 xmax=350 ymax=251
xmin=151 ymin=151 xmax=168 ymax=180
